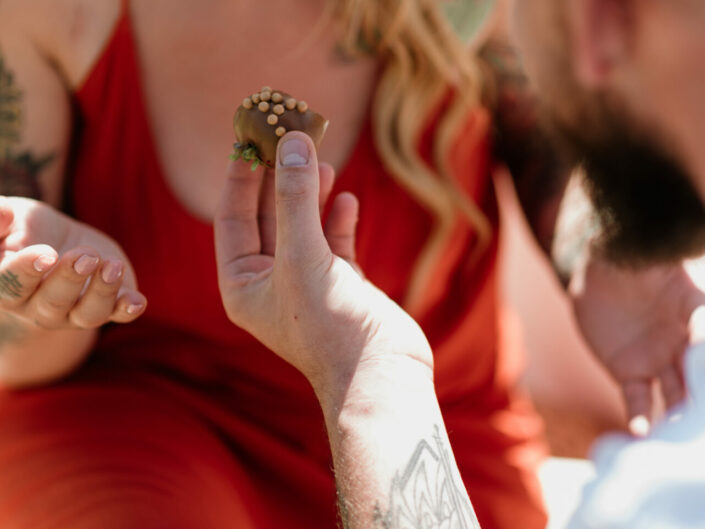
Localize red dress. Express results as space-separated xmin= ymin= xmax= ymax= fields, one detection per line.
xmin=0 ymin=3 xmax=547 ymax=528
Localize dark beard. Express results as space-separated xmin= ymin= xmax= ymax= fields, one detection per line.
xmin=548 ymin=109 xmax=705 ymax=267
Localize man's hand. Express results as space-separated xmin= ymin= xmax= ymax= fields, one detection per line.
xmin=0 ymin=196 xmax=146 ymax=330
xmin=215 ymin=132 xmax=479 ymax=529
xmin=214 ymin=132 xmax=433 ymax=405
xmin=570 ymin=255 xmax=705 ymax=435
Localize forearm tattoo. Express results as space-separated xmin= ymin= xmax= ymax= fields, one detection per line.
xmin=0 ymin=49 xmax=53 ymax=199
xmin=337 ymin=425 xmax=481 ymax=529
xmin=375 ymin=426 xmax=480 ymax=528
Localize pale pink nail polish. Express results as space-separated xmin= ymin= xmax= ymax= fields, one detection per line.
xmin=126 ymin=303 xmax=144 ymax=315
xmin=101 ymin=261 xmax=123 ymax=284
xmin=33 ymin=254 xmax=57 ymax=273
xmin=74 ymin=255 xmax=99 ymax=275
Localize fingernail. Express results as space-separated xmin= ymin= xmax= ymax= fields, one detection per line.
xmin=629 ymin=415 xmax=651 ymax=437
xmin=279 ymin=137 xmax=309 ymax=167
xmin=126 ymin=303 xmax=144 ymax=315
xmin=33 ymin=254 xmax=57 ymax=272
xmin=74 ymin=255 xmax=99 ymax=275
xmin=101 ymin=260 xmax=123 ymax=284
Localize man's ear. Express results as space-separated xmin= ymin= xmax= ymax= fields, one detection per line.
xmin=566 ymin=0 xmax=633 ymax=88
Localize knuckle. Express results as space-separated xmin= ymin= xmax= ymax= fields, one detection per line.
xmin=88 ymin=282 xmax=121 ymax=300
xmin=276 ymin=169 xmax=312 ymax=200
xmin=31 ymin=314 xmax=64 ymax=330
xmin=68 ymin=311 xmax=103 ymax=329
xmin=220 ymin=206 xmax=258 ymax=224
xmin=0 ymin=295 xmax=24 ymax=311
xmin=41 ymin=295 xmax=74 ymax=314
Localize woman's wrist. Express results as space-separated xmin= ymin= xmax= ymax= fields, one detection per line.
xmin=0 ymin=313 xmax=96 ymax=388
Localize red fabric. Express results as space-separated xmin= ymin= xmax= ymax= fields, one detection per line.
xmin=0 ymin=5 xmax=547 ymax=528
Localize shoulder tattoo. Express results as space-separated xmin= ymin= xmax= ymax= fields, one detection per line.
xmin=0 ymin=49 xmax=54 ymax=199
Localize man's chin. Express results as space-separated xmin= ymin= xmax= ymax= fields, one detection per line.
xmin=550 ymin=110 xmax=705 ymax=267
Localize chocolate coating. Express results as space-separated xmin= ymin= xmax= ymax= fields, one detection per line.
xmin=233 ymin=89 xmax=328 ymax=168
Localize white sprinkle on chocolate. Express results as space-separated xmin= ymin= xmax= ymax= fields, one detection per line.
xmin=285 ymin=98 xmax=297 ymax=110
xmin=267 ymin=114 xmax=278 ymax=125
xmin=275 ymin=126 xmax=286 ymax=137
xmin=273 ymin=104 xmax=285 ymax=115
xmin=271 ymin=92 xmax=283 ymax=103
xmin=296 ymin=101 xmax=308 ymax=113
xmin=258 ymin=101 xmax=270 ymax=112
xmin=242 ymin=97 xmax=253 ymax=109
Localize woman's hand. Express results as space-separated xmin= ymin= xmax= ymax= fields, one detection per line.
xmin=214 ymin=132 xmax=433 ymax=406
xmin=0 ymin=196 xmax=146 ymax=331
xmin=571 ymin=254 xmax=705 ymax=435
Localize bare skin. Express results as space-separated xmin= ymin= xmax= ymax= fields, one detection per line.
xmin=50 ymin=0 xmax=377 ymax=221
xmin=0 ymin=0 xmax=376 ymax=386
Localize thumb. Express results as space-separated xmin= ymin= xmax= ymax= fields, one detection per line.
xmin=275 ymin=132 xmax=329 ymax=266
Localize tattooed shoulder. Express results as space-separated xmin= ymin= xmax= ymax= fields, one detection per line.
xmin=374 ymin=426 xmax=481 ymax=529
xmin=0 ymin=48 xmax=54 ymax=200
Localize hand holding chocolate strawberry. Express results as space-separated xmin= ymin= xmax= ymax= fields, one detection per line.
xmin=232 ymin=86 xmax=329 ymax=170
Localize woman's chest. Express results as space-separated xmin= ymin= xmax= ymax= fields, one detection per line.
xmin=129 ymin=1 xmax=377 ymax=222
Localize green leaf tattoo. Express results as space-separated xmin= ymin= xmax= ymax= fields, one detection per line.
xmin=0 ymin=48 xmax=54 ymax=199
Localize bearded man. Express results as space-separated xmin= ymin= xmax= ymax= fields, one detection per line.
xmin=214 ymin=1 xmax=705 ymax=527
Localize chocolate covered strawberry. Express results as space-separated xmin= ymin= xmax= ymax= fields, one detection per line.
xmin=232 ymin=87 xmax=329 ymax=170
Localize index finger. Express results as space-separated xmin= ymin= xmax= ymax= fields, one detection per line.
xmin=214 ymin=159 xmax=265 ymax=270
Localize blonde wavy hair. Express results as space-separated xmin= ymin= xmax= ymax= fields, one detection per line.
xmin=332 ymin=0 xmax=494 ymax=314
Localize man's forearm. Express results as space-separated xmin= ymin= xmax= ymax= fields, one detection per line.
xmin=318 ymin=358 xmax=481 ymax=529
xmin=0 ymin=312 xmax=96 ymax=388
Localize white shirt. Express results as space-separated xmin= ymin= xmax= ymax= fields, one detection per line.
xmin=567 ymin=343 xmax=705 ymax=529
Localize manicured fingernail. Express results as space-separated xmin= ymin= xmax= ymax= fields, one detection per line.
xmin=126 ymin=303 xmax=144 ymax=315
xmin=33 ymin=254 xmax=57 ymax=272
xmin=74 ymin=255 xmax=99 ymax=275
xmin=629 ymin=415 xmax=650 ymax=437
xmin=279 ymin=137 xmax=309 ymax=167
xmin=101 ymin=261 xmax=123 ymax=284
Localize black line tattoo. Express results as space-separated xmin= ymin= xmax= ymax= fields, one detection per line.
xmin=0 ymin=49 xmax=53 ymax=199
xmin=0 ymin=270 xmax=21 ymax=299
xmin=375 ymin=425 xmax=481 ymax=529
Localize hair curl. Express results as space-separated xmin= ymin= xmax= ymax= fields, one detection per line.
xmin=333 ymin=0 xmax=494 ymax=313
